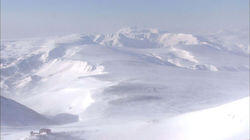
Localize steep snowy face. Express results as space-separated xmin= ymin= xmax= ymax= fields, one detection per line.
xmin=0 ymin=28 xmax=249 ymax=121
xmin=0 ymin=96 xmax=54 ymax=126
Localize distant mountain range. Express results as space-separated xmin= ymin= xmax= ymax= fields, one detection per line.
xmin=1 ymin=27 xmax=249 ymax=122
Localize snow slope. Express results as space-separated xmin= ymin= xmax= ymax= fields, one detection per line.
xmin=78 ymin=97 xmax=249 ymax=140
xmin=2 ymin=97 xmax=248 ymax=140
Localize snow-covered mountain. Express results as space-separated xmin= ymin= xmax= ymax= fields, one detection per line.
xmin=0 ymin=27 xmax=249 ymax=139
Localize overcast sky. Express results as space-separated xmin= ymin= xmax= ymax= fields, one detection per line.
xmin=1 ymin=0 xmax=249 ymax=39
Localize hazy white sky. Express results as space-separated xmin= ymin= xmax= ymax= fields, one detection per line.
xmin=1 ymin=0 xmax=249 ymax=39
